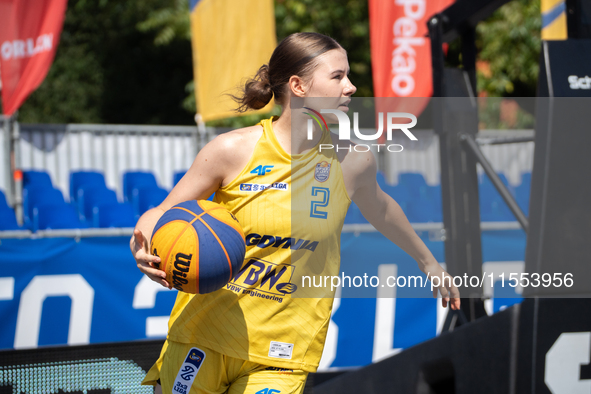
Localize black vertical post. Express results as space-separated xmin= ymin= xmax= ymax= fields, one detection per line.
xmin=566 ymin=0 xmax=579 ymax=38
xmin=429 ymin=17 xmax=487 ymax=329
xmin=461 ymin=27 xmax=477 ymax=97
xmin=429 ymin=15 xmax=445 ymax=98
xmin=565 ymin=0 xmax=591 ymax=39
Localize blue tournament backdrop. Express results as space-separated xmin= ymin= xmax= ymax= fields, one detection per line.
xmin=0 ymin=230 xmax=525 ymax=370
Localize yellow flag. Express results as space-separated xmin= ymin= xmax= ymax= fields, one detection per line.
xmin=190 ymin=0 xmax=276 ymax=122
xmin=541 ymin=0 xmax=567 ymax=40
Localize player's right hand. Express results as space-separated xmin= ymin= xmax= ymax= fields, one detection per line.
xmin=131 ymin=229 xmax=170 ymax=289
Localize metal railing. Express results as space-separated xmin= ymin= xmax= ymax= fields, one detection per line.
xmin=0 ymin=221 xmax=525 ymax=240
xmin=0 ymin=120 xmax=534 ymax=239
xmin=15 ymin=123 xmax=217 ymax=199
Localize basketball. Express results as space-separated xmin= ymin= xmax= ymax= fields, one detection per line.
xmin=150 ymin=199 xmax=246 ymax=294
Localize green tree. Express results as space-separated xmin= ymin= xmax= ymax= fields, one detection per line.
xmin=476 ymin=0 xmax=541 ymax=97
xmin=275 ymin=0 xmax=372 ymax=96
xmin=11 ymin=0 xmax=195 ymax=125
xmin=138 ymin=0 xmax=372 ymax=127
xmin=131 ymin=0 xmax=543 ymax=127
xmin=5 ymin=0 xmax=542 ymax=126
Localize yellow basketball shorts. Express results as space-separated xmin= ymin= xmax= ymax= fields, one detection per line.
xmin=143 ymin=340 xmax=308 ymax=394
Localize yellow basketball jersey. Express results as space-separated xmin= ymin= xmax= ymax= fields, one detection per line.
xmin=166 ymin=117 xmax=350 ymax=372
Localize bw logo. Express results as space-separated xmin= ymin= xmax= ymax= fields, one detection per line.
xmin=231 ymin=257 xmax=296 ymax=296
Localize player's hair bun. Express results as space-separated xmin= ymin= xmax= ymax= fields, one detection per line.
xmin=233 ymin=32 xmax=342 ymax=112
xmin=235 ymin=64 xmax=274 ymax=112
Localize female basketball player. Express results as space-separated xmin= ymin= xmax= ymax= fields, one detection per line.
xmin=131 ymin=32 xmax=460 ymax=394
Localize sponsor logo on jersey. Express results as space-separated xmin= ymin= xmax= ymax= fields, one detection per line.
xmin=250 ymin=165 xmax=274 ymax=176
xmin=173 ymin=348 xmax=205 ymax=394
xmin=314 ymin=161 xmax=331 ymax=182
xmin=276 ymin=283 xmax=298 ymax=295
xmin=245 ymin=233 xmax=319 ymax=252
xmin=255 ymin=389 xmax=281 ymax=394
xmin=240 ymin=182 xmax=288 ymax=192
xmin=227 ymin=257 xmax=297 ymax=300
xmin=265 ymin=366 xmax=294 ymax=375
xmin=188 ymin=352 xmax=202 ymax=362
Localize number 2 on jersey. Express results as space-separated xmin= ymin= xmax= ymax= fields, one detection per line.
xmin=310 ymin=187 xmax=330 ymax=219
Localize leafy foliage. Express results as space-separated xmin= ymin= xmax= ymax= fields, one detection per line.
xmin=139 ymin=0 xmax=372 ymax=127
xmin=4 ymin=0 xmax=542 ymax=126
xmin=12 ymin=0 xmax=194 ymax=125
xmin=476 ymin=0 xmax=541 ymax=97
xmin=274 ymin=0 xmax=372 ymax=97
xmin=137 ymin=0 xmax=191 ymax=45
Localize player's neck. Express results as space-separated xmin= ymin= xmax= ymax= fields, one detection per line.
xmin=273 ymin=108 xmax=322 ymax=155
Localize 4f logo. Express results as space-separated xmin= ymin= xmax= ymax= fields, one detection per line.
xmin=251 ymin=165 xmax=274 ymax=176
xmin=256 ymin=389 xmax=281 ymax=394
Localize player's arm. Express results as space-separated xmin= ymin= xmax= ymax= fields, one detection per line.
xmin=130 ymin=131 xmax=247 ymax=287
xmin=342 ymin=148 xmax=460 ymax=310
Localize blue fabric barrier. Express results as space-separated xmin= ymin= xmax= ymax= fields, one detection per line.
xmin=0 ymin=230 xmax=526 ymax=369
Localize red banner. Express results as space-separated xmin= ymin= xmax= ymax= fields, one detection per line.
xmin=369 ymin=0 xmax=454 ymax=117
xmin=0 ymin=0 xmax=67 ymax=116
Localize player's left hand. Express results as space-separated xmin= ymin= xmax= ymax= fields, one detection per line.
xmin=424 ymin=263 xmax=461 ymax=310
xmin=131 ymin=229 xmax=171 ymax=289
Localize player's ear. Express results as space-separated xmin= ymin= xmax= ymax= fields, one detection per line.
xmin=288 ymin=75 xmax=307 ymax=98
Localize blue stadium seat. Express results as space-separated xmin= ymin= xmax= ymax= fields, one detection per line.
xmin=515 ymin=172 xmax=531 ymax=216
xmin=22 ymin=172 xmax=54 ymax=226
xmin=406 ymin=200 xmax=443 ymax=223
xmin=82 ymin=187 xmax=119 ymax=222
xmin=0 ymin=208 xmax=21 ymax=230
xmin=23 ymin=187 xmax=67 ymax=228
xmin=26 ymin=187 xmax=65 ymax=211
xmin=134 ymin=186 xmax=168 ymax=216
xmin=34 ymin=203 xmax=87 ymax=231
xmin=425 ymin=185 xmax=442 ymax=206
xmin=70 ymin=171 xmax=107 ymax=202
xmin=0 ymin=190 xmax=21 ymax=230
xmin=479 ymin=174 xmax=514 ymax=221
xmin=173 ymin=170 xmax=187 ymax=187
xmin=405 ymin=184 xmax=443 ymax=223
xmin=0 ymin=190 xmax=10 ymax=208
xmin=123 ymin=171 xmax=159 ymax=202
xmin=376 ymin=171 xmax=389 ymax=190
xmin=23 ymin=170 xmax=53 ymax=189
xmin=398 ymin=173 xmax=428 ymax=199
xmin=519 ymin=172 xmax=531 ymax=189
xmin=344 ymin=202 xmax=367 ymax=224
xmin=398 ymin=172 xmax=427 ymax=191
xmin=383 ymin=184 xmax=412 ymax=210
xmin=383 ymin=176 xmax=443 ymax=223
xmin=93 ymin=202 xmax=136 ymax=228
xmin=174 ymin=171 xmax=214 ymax=200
